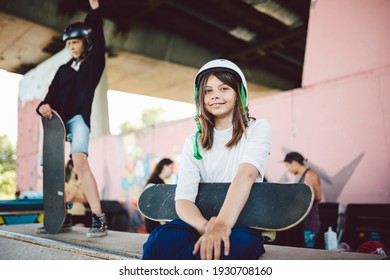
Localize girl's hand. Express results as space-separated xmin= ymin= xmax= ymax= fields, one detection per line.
xmin=89 ymin=0 xmax=99 ymax=9
xmin=39 ymin=104 xmax=53 ymax=119
xmin=193 ymin=219 xmax=231 ymax=260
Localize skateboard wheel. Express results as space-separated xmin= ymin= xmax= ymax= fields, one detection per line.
xmin=67 ymin=133 xmax=73 ymax=142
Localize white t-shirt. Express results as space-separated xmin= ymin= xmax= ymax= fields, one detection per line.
xmin=175 ymin=119 xmax=272 ymax=202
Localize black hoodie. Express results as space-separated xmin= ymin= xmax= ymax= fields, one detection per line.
xmin=36 ymin=6 xmax=105 ymax=131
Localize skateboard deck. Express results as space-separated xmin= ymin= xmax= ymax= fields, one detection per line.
xmin=138 ymin=182 xmax=314 ymax=231
xmin=41 ymin=110 xmax=66 ymax=234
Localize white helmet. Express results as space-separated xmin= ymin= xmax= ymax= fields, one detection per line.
xmin=194 ymin=59 xmax=248 ymax=106
xmin=192 ymin=59 xmax=249 ymax=160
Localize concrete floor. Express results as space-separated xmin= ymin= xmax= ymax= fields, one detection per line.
xmin=0 ymin=224 xmax=386 ymax=260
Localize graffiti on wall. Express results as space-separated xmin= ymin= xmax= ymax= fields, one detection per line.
xmin=117 ymin=133 xmax=179 ymax=232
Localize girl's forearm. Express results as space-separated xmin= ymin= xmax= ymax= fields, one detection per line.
xmin=216 ymin=163 xmax=259 ymax=228
xmin=176 ymin=199 xmax=208 ymax=234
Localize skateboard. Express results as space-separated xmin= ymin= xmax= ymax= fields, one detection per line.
xmin=138 ymin=182 xmax=314 ymax=231
xmin=41 ymin=110 xmax=66 ymax=234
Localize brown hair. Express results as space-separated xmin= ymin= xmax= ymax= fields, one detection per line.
xmin=196 ymin=71 xmax=251 ymax=150
xmin=146 ymin=158 xmax=173 ymax=185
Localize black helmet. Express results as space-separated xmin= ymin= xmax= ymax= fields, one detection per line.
xmin=63 ymin=22 xmax=92 ymax=49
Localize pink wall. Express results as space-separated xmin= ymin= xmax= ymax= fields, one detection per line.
xmin=250 ymin=66 xmax=390 ymax=204
xmin=85 ymin=118 xmax=197 ymax=202
xmin=303 ymin=0 xmax=390 ymax=86
xmin=253 ymin=0 xmax=390 ymax=204
xmin=16 ymin=100 xmax=41 ymax=192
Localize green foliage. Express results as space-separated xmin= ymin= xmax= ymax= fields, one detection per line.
xmin=119 ymin=108 xmax=166 ymax=134
xmin=141 ymin=108 xmax=166 ymax=127
xmin=0 ymin=135 xmax=16 ymax=198
xmin=119 ymin=121 xmax=141 ymax=134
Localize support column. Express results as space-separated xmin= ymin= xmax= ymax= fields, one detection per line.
xmin=90 ymin=65 xmax=110 ymax=139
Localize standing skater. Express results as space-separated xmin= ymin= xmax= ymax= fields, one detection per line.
xmin=142 ymin=59 xmax=272 ymax=259
xmin=283 ymin=151 xmax=322 ymax=248
xmin=36 ymin=0 xmax=107 ymax=237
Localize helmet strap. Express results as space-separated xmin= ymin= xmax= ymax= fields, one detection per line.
xmin=194 ymin=85 xmax=198 ymax=102
xmin=240 ymin=83 xmax=247 ymax=107
xmin=192 ymin=86 xmax=203 ymax=159
xmin=193 ymin=116 xmax=202 ymax=160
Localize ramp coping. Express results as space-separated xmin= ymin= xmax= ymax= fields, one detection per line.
xmin=0 ymin=228 xmax=136 ymax=260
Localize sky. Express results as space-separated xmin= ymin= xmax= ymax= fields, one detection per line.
xmin=0 ymin=69 xmax=195 ymax=145
xmin=107 ymin=90 xmax=195 ymax=135
xmin=0 ymin=69 xmax=22 ymax=145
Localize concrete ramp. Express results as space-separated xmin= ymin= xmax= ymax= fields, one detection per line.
xmin=0 ymin=224 xmax=385 ymax=260
xmin=0 ymin=224 xmax=146 ymax=260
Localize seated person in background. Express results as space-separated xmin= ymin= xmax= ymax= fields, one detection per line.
xmin=65 ymin=159 xmax=88 ymax=224
xmin=143 ymin=158 xmax=174 ymax=233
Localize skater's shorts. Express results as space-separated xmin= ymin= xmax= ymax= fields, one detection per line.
xmin=66 ymin=114 xmax=90 ymax=156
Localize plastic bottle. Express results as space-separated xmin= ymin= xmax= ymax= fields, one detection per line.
xmin=324 ymin=226 xmax=338 ymax=250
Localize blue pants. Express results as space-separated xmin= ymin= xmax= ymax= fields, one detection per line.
xmin=142 ymin=219 xmax=265 ymax=260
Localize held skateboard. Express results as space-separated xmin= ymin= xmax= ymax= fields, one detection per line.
xmin=138 ymin=182 xmax=314 ymax=231
xmin=41 ymin=110 xmax=66 ymax=234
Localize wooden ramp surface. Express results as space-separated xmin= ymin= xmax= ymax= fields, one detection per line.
xmin=0 ymin=224 xmax=386 ymax=260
